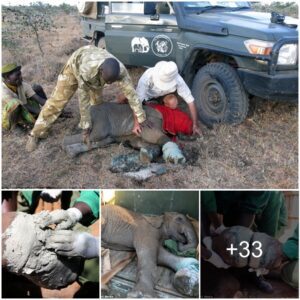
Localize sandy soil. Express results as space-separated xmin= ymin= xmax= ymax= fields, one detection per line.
xmin=2 ymin=11 xmax=298 ymax=189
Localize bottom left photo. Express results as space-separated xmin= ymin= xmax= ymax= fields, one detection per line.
xmin=2 ymin=190 xmax=100 ymax=298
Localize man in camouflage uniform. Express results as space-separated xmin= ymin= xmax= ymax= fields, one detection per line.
xmin=26 ymin=45 xmax=146 ymax=152
xmin=2 ymin=63 xmax=47 ymax=130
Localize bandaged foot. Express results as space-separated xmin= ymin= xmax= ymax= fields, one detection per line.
xmin=3 ymin=212 xmax=82 ymax=289
xmin=162 ymin=142 xmax=186 ymax=164
xmin=173 ymin=258 xmax=199 ymax=297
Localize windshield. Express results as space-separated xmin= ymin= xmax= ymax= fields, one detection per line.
xmin=182 ymin=1 xmax=251 ymax=13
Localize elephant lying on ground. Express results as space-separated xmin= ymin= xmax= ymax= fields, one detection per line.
xmin=101 ymin=205 xmax=199 ymax=298
xmin=63 ymin=103 xmax=190 ymax=164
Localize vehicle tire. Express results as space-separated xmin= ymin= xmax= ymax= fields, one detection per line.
xmin=77 ymin=1 xmax=93 ymax=14
xmin=192 ymin=62 xmax=249 ymax=126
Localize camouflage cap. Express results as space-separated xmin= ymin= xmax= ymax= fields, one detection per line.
xmin=2 ymin=63 xmax=21 ymax=75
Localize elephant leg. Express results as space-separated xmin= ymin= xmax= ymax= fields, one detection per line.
xmin=158 ymin=246 xmax=199 ymax=297
xmin=128 ymin=231 xmax=158 ymax=298
xmin=62 ymin=134 xmax=115 ymax=157
xmin=157 ymin=246 xmax=187 ymax=271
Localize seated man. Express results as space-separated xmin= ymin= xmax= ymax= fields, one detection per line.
xmin=2 ymin=63 xmax=47 ymax=130
xmin=63 ymin=94 xmax=195 ymax=164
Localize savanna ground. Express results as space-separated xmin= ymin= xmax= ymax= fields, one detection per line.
xmin=2 ymin=4 xmax=298 ymax=189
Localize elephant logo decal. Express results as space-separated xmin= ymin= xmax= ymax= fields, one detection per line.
xmin=151 ymin=35 xmax=173 ymax=57
xmin=131 ymin=37 xmax=150 ymax=53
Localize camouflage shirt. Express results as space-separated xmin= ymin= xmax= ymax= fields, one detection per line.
xmin=67 ymin=45 xmax=146 ymax=128
xmin=2 ymin=81 xmax=35 ymax=106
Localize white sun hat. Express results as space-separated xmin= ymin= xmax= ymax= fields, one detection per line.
xmin=152 ymin=61 xmax=178 ymax=91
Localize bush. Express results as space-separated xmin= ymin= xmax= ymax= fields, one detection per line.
xmin=252 ymin=2 xmax=298 ymax=18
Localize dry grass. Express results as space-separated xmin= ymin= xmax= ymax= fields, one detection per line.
xmin=2 ymin=10 xmax=298 ymax=189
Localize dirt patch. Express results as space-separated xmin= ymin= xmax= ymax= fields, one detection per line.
xmin=2 ymin=11 xmax=298 ymax=189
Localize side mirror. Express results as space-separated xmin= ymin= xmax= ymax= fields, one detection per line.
xmin=150 ymin=14 xmax=160 ymax=21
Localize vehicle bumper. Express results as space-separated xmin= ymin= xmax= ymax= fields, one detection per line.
xmin=238 ymin=68 xmax=298 ymax=101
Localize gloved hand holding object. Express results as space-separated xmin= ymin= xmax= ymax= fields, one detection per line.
xmin=2 ymin=212 xmax=81 ymax=289
xmin=40 ymin=208 xmax=82 ymax=230
xmin=162 ymin=141 xmax=186 ymax=164
xmin=47 ymin=230 xmax=99 ymax=259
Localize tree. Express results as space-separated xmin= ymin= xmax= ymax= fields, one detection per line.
xmin=2 ymin=3 xmax=55 ymax=56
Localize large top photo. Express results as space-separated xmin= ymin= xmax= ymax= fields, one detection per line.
xmin=2 ymin=1 xmax=298 ymax=189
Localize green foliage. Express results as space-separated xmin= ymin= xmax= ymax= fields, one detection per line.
xmin=252 ymin=2 xmax=298 ymax=18
xmin=58 ymin=3 xmax=77 ymax=15
xmin=2 ymin=2 xmax=57 ymax=56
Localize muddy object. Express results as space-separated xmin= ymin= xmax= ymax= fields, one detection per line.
xmin=124 ymin=164 xmax=167 ymax=181
xmin=110 ymin=152 xmax=144 ymax=173
xmin=3 ymin=212 xmax=82 ymax=289
xmin=174 ymin=267 xmax=199 ymax=297
xmin=212 ymin=226 xmax=282 ymax=270
xmin=110 ymin=146 xmax=161 ymax=173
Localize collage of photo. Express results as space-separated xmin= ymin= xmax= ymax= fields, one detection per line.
xmin=1 ymin=1 xmax=299 ymax=299
xmin=2 ymin=191 xmax=299 ymax=298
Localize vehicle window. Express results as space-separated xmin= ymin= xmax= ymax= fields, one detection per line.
xmin=111 ymin=2 xmax=144 ymax=14
xmin=156 ymin=2 xmax=171 ymax=14
xmin=182 ymin=1 xmax=251 ymax=13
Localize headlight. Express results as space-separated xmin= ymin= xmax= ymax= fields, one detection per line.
xmin=277 ymin=44 xmax=297 ymax=65
xmin=244 ymin=39 xmax=274 ymax=55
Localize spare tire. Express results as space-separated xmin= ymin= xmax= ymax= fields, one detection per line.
xmin=77 ymin=1 xmax=93 ymax=14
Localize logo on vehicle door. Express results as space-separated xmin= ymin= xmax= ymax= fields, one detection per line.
xmin=151 ymin=35 xmax=173 ymax=57
xmin=131 ymin=37 xmax=150 ymax=53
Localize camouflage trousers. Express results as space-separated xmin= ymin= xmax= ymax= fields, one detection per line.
xmin=2 ymin=99 xmax=37 ymax=131
xmin=30 ymin=64 xmax=102 ymax=138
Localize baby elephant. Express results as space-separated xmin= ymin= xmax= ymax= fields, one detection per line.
xmin=101 ymin=205 xmax=199 ymax=298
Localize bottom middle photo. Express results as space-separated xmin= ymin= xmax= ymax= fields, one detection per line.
xmin=100 ymin=190 xmax=199 ymax=299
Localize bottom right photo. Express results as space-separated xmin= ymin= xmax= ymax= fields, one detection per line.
xmin=201 ymin=191 xmax=299 ymax=298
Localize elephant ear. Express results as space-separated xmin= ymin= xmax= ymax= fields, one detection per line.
xmin=143 ymin=215 xmax=164 ymax=229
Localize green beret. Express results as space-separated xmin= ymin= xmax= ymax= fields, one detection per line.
xmin=2 ymin=63 xmax=21 ymax=75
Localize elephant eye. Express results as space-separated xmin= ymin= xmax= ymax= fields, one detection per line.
xmin=175 ymin=216 xmax=184 ymax=222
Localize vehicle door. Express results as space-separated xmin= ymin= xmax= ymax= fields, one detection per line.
xmin=104 ymin=1 xmax=179 ymax=67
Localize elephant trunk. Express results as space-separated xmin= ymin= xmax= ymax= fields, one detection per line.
xmin=178 ymin=225 xmax=198 ymax=252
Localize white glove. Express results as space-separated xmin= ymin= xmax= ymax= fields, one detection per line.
xmin=40 ymin=190 xmax=62 ymax=202
xmin=46 ymin=230 xmax=99 ymax=259
xmin=40 ymin=207 xmax=82 ymax=230
xmin=162 ymin=142 xmax=186 ymax=164
xmin=203 ymin=236 xmax=230 ymax=269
